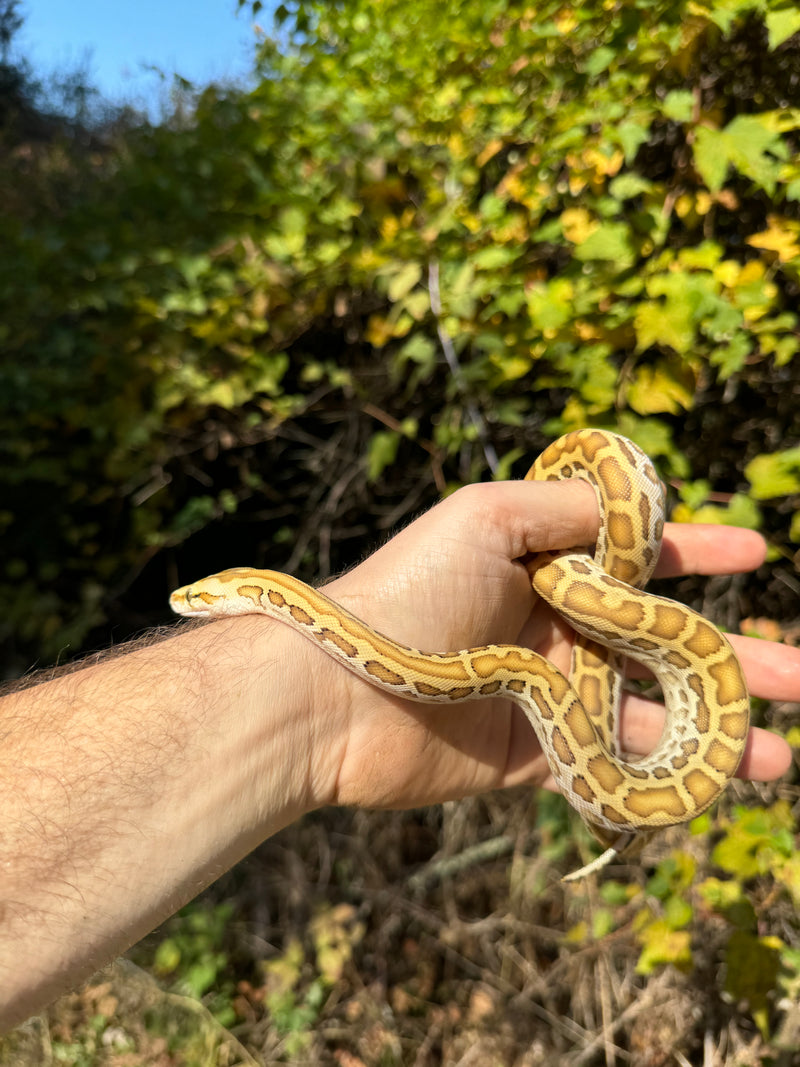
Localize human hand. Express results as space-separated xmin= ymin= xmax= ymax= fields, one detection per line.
xmin=312 ymin=479 xmax=794 ymax=811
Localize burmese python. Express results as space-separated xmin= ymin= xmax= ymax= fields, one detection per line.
xmin=169 ymin=429 xmax=750 ymax=879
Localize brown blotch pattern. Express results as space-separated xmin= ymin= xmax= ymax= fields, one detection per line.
xmin=588 ymin=755 xmax=625 ymax=794
xmin=652 ymin=603 xmax=689 ymax=641
xmin=615 ymin=436 xmax=637 ymax=467
xmin=570 ymin=559 xmax=593 ymax=576
xmin=612 ymin=558 xmax=642 ymax=585
xmin=638 ymin=492 xmax=652 ymax=537
xmin=530 ymin=689 xmax=554 ymax=720
xmin=447 ymin=686 xmax=475 ymax=701
xmin=600 ymin=803 xmax=629 ymax=826
xmin=564 ymin=703 xmax=597 ymax=747
xmin=195 ymin=590 xmax=221 ymax=605
xmin=684 ymin=621 xmax=725 ymax=658
xmin=683 ymin=768 xmax=719 ymax=809
xmin=718 ymin=708 xmax=750 ymax=740
xmin=625 ymin=765 xmax=650 ymax=780
xmin=472 ymin=649 xmax=531 ymax=679
xmin=606 ymin=510 xmax=636 ymax=550
xmin=365 ymin=660 xmax=405 ymax=686
xmin=551 ymin=727 xmax=576 ymax=767
xmin=480 ymin=680 xmax=502 ymax=696
xmin=577 ymin=674 xmax=602 ymax=716
xmin=236 ymin=584 xmax=269 ymax=606
xmin=630 ymin=636 xmax=659 ymax=652
xmin=709 ymin=661 xmax=747 ymax=710
xmin=581 ymin=431 xmax=607 ymax=461
xmin=414 ymin=681 xmax=445 ymax=697
xmin=267 ymin=589 xmax=287 ymax=609
xmin=625 ymin=785 xmax=686 ymax=819
xmin=703 ymin=738 xmax=742 ymax=776
xmin=598 ymin=455 xmax=632 ymax=501
xmin=572 ymin=777 xmax=597 ymax=805
xmin=289 ymin=603 xmax=314 ymax=626
xmin=664 ymin=649 xmax=691 ymax=669
xmin=688 ymin=676 xmax=711 ymax=733
xmin=318 ymin=628 xmax=358 ymax=658
xmin=562 ymin=581 xmax=646 ymax=632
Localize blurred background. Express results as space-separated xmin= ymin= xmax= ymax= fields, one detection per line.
xmin=2 ymin=1 xmax=800 ymax=1063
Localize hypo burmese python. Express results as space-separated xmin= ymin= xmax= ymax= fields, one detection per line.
xmin=169 ymin=429 xmax=750 ymax=879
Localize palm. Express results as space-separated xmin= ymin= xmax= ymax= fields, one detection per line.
xmin=319 ymin=480 xmax=793 ymax=810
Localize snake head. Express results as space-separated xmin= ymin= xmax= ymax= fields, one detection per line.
xmin=169 ymin=584 xmax=219 ymax=616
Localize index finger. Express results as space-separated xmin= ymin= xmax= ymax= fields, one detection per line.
xmin=656 ymin=523 xmax=766 ymax=579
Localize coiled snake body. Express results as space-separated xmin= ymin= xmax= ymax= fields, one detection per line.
xmin=170 ymin=429 xmax=750 ymax=879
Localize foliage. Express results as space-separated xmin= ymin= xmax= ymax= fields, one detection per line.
xmin=566 ymin=802 xmax=800 ymax=1044
xmin=1 ymin=0 xmax=800 ymax=671
xmin=150 ymin=901 xmax=238 ymax=1027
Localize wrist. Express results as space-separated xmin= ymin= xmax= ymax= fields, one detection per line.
xmin=235 ymin=606 xmax=356 ymax=817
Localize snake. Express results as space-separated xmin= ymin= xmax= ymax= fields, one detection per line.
xmin=169 ymin=429 xmax=750 ymax=880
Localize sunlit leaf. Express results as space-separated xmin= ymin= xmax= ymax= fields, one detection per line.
xmin=766 ymin=9 xmax=800 ymax=49
xmin=745 ymin=449 xmax=800 ymax=500
xmin=693 ymin=116 xmax=785 ymax=194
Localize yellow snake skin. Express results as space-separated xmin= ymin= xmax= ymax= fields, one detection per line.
xmin=169 ymin=429 xmax=750 ymax=879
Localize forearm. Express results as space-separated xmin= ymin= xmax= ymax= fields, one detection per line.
xmin=0 ymin=614 xmax=332 ymax=1029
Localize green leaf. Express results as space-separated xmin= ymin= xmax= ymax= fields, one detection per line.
xmin=526 ymin=278 xmax=574 ymax=331
xmin=693 ymin=116 xmax=785 ymax=194
xmin=572 ymin=221 xmax=634 ymax=263
xmin=673 ymin=493 xmax=762 ymax=530
xmin=635 ymin=919 xmax=692 ymax=975
xmin=724 ymin=931 xmax=783 ymax=1040
xmin=745 ymin=448 xmax=800 ymax=499
xmin=366 ymin=430 xmax=401 ymax=482
xmin=709 ymin=334 xmax=751 ymax=379
xmin=387 ymin=261 xmax=422 ymax=301
xmin=661 ymin=89 xmax=694 ymax=122
xmin=472 ymin=245 xmax=517 ymax=270
xmin=609 ymin=173 xmax=653 ymax=200
xmin=766 ymin=9 xmax=800 ymax=49
xmin=693 ymin=128 xmax=729 ymax=193
xmin=633 ymin=300 xmax=696 ymax=357
xmin=584 ymin=45 xmax=615 ymax=76
xmin=615 ymin=121 xmax=651 ymax=162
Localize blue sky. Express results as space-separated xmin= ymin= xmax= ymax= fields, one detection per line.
xmin=16 ymin=1 xmax=267 ymax=115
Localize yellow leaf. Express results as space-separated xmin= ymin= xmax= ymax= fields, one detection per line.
xmin=476 ymin=138 xmax=504 ymax=167
xmin=489 ymin=353 xmax=532 ymax=380
xmin=380 ymin=216 xmax=400 ymax=241
xmin=747 ymin=215 xmax=800 ymax=263
xmin=560 ymin=207 xmax=597 ymax=244
xmin=627 ymin=360 xmax=696 ymax=415
xmin=713 ymin=259 xmax=742 ymax=287
xmin=745 ymin=448 xmax=800 ymax=499
xmin=634 ymin=299 xmax=695 ymax=356
xmin=387 ymin=262 xmax=422 ymax=302
xmin=555 ymin=10 xmax=578 ymax=33
xmin=583 ymin=146 xmax=624 ymax=179
xmin=365 ymin=315 xmax=395 ymax=348
xmin=635 ymin=919 xmax=692 ymax=975
xmin=565 ymin=920 xmax=589 ymax=944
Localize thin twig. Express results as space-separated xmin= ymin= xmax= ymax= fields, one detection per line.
xmin=428 ymin=260 xmax=499 ymax=475
xmin=405 ymin=835 xmax=515 ymax=893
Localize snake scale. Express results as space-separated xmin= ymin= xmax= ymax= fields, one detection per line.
xmin=170 ymin=429 xmax=750 ymax=879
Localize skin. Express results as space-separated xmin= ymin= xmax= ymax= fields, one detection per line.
xmin=0 ymin=478 xmax=794 ymax=1028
